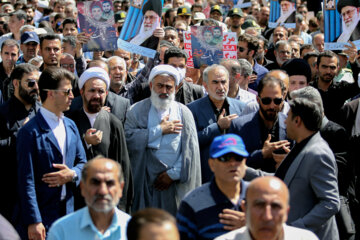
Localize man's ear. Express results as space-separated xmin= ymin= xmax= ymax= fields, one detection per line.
xmin=13 ymin=79 xmax=19 ymax=89
xmin=149 ymin=81 xmax=152 ymax=89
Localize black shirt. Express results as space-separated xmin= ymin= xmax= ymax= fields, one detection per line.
xmin=209 ymin=96 xmax=230 ymax=134
xmin=275 ymin=133 xmax=315 ymax=180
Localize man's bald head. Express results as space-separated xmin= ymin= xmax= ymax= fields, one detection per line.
xmin=243 ymin=176 xmax=289 ymax=240
xmin=267 ymin=70 xmax=289 ymax=97
xmin=81 ymin=157 xmax=123 ymax=183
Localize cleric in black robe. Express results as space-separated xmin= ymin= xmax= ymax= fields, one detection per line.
xmin=68 ymin=67 xmax=133 ymax=213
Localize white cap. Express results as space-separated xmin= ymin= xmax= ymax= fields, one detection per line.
xmin=148 ymin=65 xmax=181 ymax=86
xmin=79 ymin=67 xmax=110 ymax=90
xmin=194 ymin=12 xmax=206 ymax=20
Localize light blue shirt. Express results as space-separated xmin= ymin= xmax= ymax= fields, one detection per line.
xmin=147 ymin=102 xmax=183 ymax=180
xmin=47 ymin=207 xmax=131 ymax=240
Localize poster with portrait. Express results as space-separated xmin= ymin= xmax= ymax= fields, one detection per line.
xmin=268 ymin=0 xmax=296 ymax=29
xmin=77 ymin=0 xmax=118 ymax=52
xmin=191 ymin=26 xmax=223 ymax=69
xmin=324 ymin=0 xmax=360 ymax=50
xmin=235 ymin=0 xmax=251 ymax=9
xmin=184 ymin=31 xmax=237 ymax=68
xmin=117 ymin=0 xmax=163 ymax=58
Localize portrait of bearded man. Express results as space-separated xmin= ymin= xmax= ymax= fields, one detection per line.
xmin=276 ymin=0 xmax=296 ymax=24
xmin=336 ymin=0 xmax=360 ymax=42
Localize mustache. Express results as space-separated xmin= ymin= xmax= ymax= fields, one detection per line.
xmin=93 ymin=194 xmax=112 ymax=202
xmin=159 ymin=93 xmax=169 ymax=98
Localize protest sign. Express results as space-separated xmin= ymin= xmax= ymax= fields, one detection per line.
xmin=324 ymin=0 xmax=360 ymax=50
xmin=184 ymin=28 xmax=237 ymax=68
xmin=78 ymin=0 xmax=118 ymax=52
xmin=268 ymin=0 xmax=296 ymax=29
xmin=118 ymin=0 xmax=163 ymax=58
xmin=235 ymin=0 xmax=251 ymax=9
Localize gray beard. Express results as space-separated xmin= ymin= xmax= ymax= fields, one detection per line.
xmin=150 ymin=89 xmax=175 ymax=111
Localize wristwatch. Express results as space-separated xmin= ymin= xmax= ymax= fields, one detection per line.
xmin=72 ymin=170 xmax=78 ymax=183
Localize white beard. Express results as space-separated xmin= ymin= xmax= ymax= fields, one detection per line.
xmin=130 ymin=15 xmax=160 ymax=45
xmin=276 ymin=4 xmax=295 ymax=24
xmin=337 ymin=13 xmax=360 ymax=42
xmin=150 ymin=89 xmax=175 ymax=111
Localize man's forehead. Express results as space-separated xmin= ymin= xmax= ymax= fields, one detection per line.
xmin=145 ymin=10 xmax=158 ymax=17
xmin=342 ymin=5 xmax=357 ymax=12
xmin=320 ymin=56 xmax=338 ymax=65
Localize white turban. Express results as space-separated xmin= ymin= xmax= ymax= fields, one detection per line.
xmin=148 ymin=65 xmax=181 ymax=86
xmin=79 ymin=67 xmax=110 ymax=90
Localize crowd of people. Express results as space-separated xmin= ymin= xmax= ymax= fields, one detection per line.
xmin=0 ymin=0 xmax=359 ymax=239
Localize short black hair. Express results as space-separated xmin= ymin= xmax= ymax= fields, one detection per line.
xmin=62 ymin=18 xmax=78 ymax=28
xmin=127 ymin=208 xmax=177 ymax=240
xmin=200 ymin=18 xmax=219 ymax=26
xmin=164 ymin=47 xmax=188 ymax=64
xmin=300 ymin=44 xmax=315 ymax=56
xmin=258 ymin=75 xmax=285 ymax=96
xmin=40 ymin=34 xmax=61 ymax=49
xmin=38 ymin=67 xmax=75 ymax=102
xmin=303 ymin=51 xmax=319 ymax=62
xmin=289 ymin=97 xmax=322 ymax=131
xmin=317 ymin=50 xmax=339 ymax=67
xmin=10 ymin=63 xmax=38 ymax=82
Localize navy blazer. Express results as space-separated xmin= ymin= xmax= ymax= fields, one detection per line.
xmin=187 ymin=96 xmax=246 ymax=183
xmin=16 ymin=111 xmax=86 ymax=237
xmin=230 ymin=111 xmax=288 ymax=172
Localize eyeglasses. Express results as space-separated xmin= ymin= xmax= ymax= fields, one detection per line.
xmin=176 ymin=28 xmax=185 ymax=33
xmin=260 ymin=97 xmax=283 ymax=105
xmin=26 ymin=79 xmax=38 ymax=88
xmin=218 ymin=153 xmax=245 ymax=162
xmin=61 ymin=64 xmax=75 ymax=68
xmin=237 ymin=46 xmax=247 ymax=52
xmin=298 ymin=11 xmax=307 ymax=14
xmin=43 ymin=88 xmax=73 ymax=96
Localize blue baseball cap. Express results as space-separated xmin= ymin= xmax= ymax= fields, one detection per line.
xmin=21 ymin=31 xmax=40 ymax=44
xmin=210 ymin=134 xmax=249 ymax=158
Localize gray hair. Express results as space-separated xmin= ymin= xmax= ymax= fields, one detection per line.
xmin=238 ymin=59 xmax=253 ymax=78
xmin=203 ymin=64 xmax=229 ymax=84
xmin=62 ymin=35 xmax=76 ymax=48
xmin=20 ymin=25 xmax=36 ymax=35
xmin=61 ymin=52 xmax=75 ymax=62
xmin=290 ymin=86 xmax=324 ymax=114
xmin=275 ymin=40 xmax=290 ymax=51
xmin=107 ymin=56 xmax=127 ymax=70
xmin=1 ymin=4 xmax=13 ymax=13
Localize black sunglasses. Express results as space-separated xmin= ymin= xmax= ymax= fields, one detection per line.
xmin=260 ymin=97 xmax=283 ymax=105
xmin=43 ymin=88 xmax=72 ymax=96
xmin=26 ymin=79 xmax=38 ymax=88
xmin=237 ymin=46 xmax=247 ymax=52
xmin=218 ymin=153 xmax=245 ymax=162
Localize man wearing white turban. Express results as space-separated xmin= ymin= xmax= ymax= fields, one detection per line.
xmin=124 ymin=65 xmax=202 ymax=215
xmin=68 ymin=67 xmax=133 ymax=213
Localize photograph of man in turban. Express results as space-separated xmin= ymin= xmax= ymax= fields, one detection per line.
xmin=336 ymin=0 xmax=360 ymax=42
xmin=276 ymin=0 xmax=296 ymax=24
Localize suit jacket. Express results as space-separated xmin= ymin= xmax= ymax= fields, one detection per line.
xmin=230 ymin=111 xmax=288 ymax=172
xmin=187 ymin=96 xmax=246 ymax=183
xmin=15 ymin=111 xmax=87 ymax=239
xmin=66 ymin=91 xmax=130 ymax=124
xmin=335 ymin=99 xmax=359 ymax=136
xmin=245 ymin=132 xmax=340 ymax=240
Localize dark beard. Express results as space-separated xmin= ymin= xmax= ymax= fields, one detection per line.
xmin=19 ymin=83 xmax=38 ymax=105
xmin=85 ymin=97 xmax=103 ymax=113
xmin=260 ymin=104 xmax=278 ymax=121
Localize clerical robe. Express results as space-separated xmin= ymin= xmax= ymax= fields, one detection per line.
xmin=124 ymin=98 xmax=201 ymax=215
xmin=69 ymin=109 xmax=133 ymax=213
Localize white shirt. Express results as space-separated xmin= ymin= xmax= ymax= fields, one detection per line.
xmin=40 ymin=107 xmax=67 ymax=200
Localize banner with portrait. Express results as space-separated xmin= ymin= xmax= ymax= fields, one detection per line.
xmin=268 ymin=0 xmax=296 ymax=29
xmin=184 ymin=27 xmax=237 ymax=68
xmin=324 ymin=0 xmax=360 ymax=50
xmin=117 ymin=0 xmax=163 ymax=58
xmin=78 ymin=0 xmax=118 ymax=52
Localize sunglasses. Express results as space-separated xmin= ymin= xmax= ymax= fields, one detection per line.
xmin=43 ymin=88 xmax=72 ymax=96
xmin=218 ymin=153 xmax=245 ymax=162
xmin=260 ymin=97 xmax=283 ymax=105
xmin=26 ymin=79 xmax=38 ymax=88
xmin=237 ymin=46 xmax=247 ymax=52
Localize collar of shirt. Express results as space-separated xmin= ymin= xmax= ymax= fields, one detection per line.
xmin=40 ymin=106 xmax=64 ymax=123
xmin=80 ymin=207 xmax=122 ymax=239
xmin=84 ymin=109 xmax=99 ymax=128
xmin=209 ymin=177 xmax=247 ymax=211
